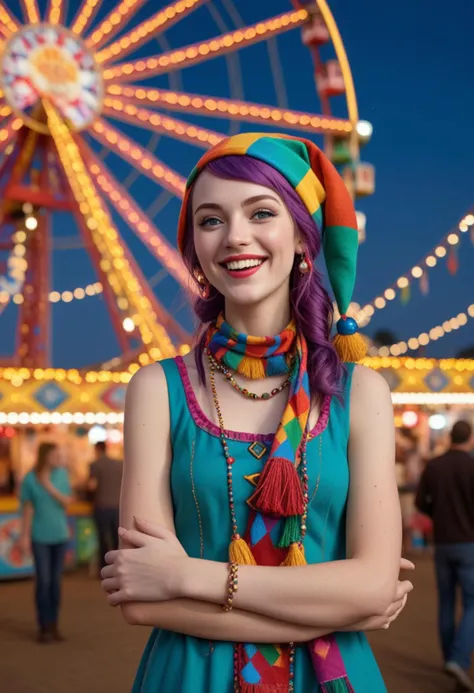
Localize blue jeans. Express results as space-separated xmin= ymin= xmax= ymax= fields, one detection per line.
xmin=31 ymin=541 xmax=67 ymax=631
xmin=435 ymin=543 xmax=474 ymax=670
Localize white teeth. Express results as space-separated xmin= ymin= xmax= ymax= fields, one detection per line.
xmin=225 ymin=259 xmax=264 ymax=270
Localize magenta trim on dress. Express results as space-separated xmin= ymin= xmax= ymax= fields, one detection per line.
xmin=175 ymin=356 xmax=331 ymax=443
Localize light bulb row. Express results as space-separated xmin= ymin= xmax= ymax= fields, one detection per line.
xmin=357 ymin=211 xmax=474 ymax=327
xmin=71 ymin=0 xmax=101 ymax=35
xmin=105 ymin=85 xmax=352 ymax=134
xmin=88 ymin=157 xmax=191 ymax=288
xmin=376 ymin=304 xmax=474 ymax=356
xmin=96 ymin=0 xmax=218 ymax=63
xmin=102 ymin=9 xmax=308 ymax=80
xmin=92 ymin=120 xmax=186 ymax=197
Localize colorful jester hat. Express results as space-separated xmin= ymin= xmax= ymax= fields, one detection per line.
xmin=177 ymin=132 xmax=366 ymax=362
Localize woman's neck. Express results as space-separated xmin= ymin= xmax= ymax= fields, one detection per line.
xmin=224 ymin=297 xmax=291 ymax=337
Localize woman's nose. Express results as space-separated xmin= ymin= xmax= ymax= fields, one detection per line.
xmin=224 ymin=217 xmax=252 ymax=247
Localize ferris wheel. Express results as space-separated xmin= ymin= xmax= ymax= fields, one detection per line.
xmin=0 ymin=0 xmax=374 ymax=372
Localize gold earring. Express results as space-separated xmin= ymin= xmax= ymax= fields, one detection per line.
xmin=194 ymin=268 xmax=211 ymax=298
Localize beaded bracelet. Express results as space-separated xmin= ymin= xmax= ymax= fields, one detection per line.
xmin=222 ymin=561 xmax=239 ymax=612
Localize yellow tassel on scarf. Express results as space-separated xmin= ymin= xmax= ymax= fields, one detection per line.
xmin=281 ymin=542 xmax=307 ymax=566
xmin=229 ymin=535 xmax=257 ymax=565
xmin=334 ymin=316 xmax=367 ymax=363
xmin=236 ymin=356 xmax=266 ymax=380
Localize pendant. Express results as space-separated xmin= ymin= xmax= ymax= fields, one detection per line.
xmin=243 ymin=472 xmax=260 ymax=488
xmin=248 ymin=441 xmax=267 ymax=460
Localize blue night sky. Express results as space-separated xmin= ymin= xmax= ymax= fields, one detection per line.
xmin=1 ymin=0 xmax=473 ymax=367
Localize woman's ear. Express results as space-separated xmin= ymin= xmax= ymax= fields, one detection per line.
xmin=295 ymin=238 xmax=304 ymax=254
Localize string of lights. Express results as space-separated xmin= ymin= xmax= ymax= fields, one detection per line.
xmin=357 ymin=208 xmax=474 ymax=327
xmin=0 ymin=3 xmax=19 ymax=35
xmin=70 ymin=0 xmax=101 ymax=35
xmin=105 ymin=84 xmax=352 ymax=136
xmin=45 ymin=0 xmax=64 ymax=25
xmin=91 ymin=0 xmax=205 ymax=60
xmin=21 ymin=0 xmax=40 ymax=24
xmin=91 ymin=118 xmax=186 ymax=197
xmin=101 ymin=9 xmax=308 ymax=81
xmin=102 ymin=97 xmax=224 ymax=148
xmin=375 ymin=303 xmax=474 ymax=356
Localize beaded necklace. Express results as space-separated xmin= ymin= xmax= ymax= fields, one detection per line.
xmin=208 ymin=353 xmax=310 ymax=693
xmin=207 ymin=349 xmax=291 ymax=400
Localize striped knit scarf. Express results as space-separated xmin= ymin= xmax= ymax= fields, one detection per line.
xmin=207 ymin=315 xmax=354 ymax=692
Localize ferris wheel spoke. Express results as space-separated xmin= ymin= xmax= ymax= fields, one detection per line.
xmin=45 ymin=0 xmax=66 ymax=25
xmin=102 ymin=8 xmax=308 ymax=83
xmin=78 ymin=138 xmax=193 ymax=291
xmin=70 ymin=0 xmax=101 ymax=36
xmin=0 ymin=2 xmax=20 ymax=36
xmin=102 ymin=98 xmax=224 ymax=149
xmin=106 ymin=85 xmax=351 ymax=137
xmin=20 ymin=0 xmax=40 ymax=24
xmin=84 ymin=0 xmax=147 ymax=50
xmin=90 ymin=118 xmax=186 ymax=199
xmin=93 ymin=0 xmax=210 ymax=65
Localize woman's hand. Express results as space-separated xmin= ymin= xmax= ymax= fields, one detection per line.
xmin=101 ymin=517 xmax=188 ymax=606
xmin=344 ymin=557 xmax=415 ymax=632
xmin=18 ymin=533 xmax=31 ymax=557
xmin=38 ymin=469 xmax=51 ymax=489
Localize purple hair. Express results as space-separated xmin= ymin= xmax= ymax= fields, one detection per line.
xmin=181 ymin=155 xmax=343 ymax=400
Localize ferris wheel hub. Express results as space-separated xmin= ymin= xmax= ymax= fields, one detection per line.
xmin=1 ymin=23 xmax=103 ymax=134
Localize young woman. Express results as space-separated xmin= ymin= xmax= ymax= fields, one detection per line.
xmin=19 ymin=442 xmax=72 ymax=643
xmin=101 ymin=134 xmax=414 ymax=692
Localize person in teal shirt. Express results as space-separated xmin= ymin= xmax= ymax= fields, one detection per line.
xmin=19 ymin=442 xmax=72 ymax=643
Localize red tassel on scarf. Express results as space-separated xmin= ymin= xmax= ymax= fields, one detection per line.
xmin=248 ymin=457 xmax=304 ymax=516
xmin=241 ymin=685 xmax=289 ymax=692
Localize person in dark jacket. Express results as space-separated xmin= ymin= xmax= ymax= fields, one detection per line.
xmin=416 ymin=420 xmax=474 ymax=690
xmin=87 ymin=441 xmax=122 ymax=572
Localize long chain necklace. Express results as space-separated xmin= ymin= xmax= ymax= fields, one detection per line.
xmin=206 ymin=348 xmax=291 ymax=400
xmin=208 ymin=353 xmax=310 ymax=693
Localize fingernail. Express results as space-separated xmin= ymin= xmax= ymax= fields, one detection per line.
xmin=118 ymin=527 xmax=126 ymax=537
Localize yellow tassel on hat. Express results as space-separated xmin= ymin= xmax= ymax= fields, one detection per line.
xmin=280 ymin=542 xmax=307 ymax=566
xmin=229 ymin=535 xmax=257 ymax=565
xmin=333 ymin=332 xmax=367 ymax=363
xmin=334 ymin=316 xmax=367 ymax=363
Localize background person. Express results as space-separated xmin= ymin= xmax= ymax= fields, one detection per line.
xmin=19 ymin=442 xmax=72 ymax=643
xmin=87 ymin=441 xmax=122 ymax=572
xmin=416 ymin=420 xmax=474 ymax=690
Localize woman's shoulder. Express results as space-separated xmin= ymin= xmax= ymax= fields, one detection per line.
xmin=21 ymin=470 xmax=34 ymax=486
xmin=349 ymin=365 xmax=393 ymax=428
xmin=126 ymin=361 xmax=169 ymax=401
xmin=351 ymin=364 xmax=391 ymax=398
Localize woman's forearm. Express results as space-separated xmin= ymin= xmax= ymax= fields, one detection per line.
xmin=180 ymin=557 xmax=395 ymax=630
xmin=121 ymin=599 xmax=333 ymax=643
xmin=21 ymin=504 xmax=33 ymax=538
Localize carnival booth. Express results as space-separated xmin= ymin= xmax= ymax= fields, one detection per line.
xmin=0 ymin=369 xmax=125 ymax=580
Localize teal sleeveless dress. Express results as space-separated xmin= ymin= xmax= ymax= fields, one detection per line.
xmin=132 ymin=357 xmax=387 ymax=693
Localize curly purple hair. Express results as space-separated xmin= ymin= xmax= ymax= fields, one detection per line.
xmin=181 ymin=155 xmax=343 ymax=399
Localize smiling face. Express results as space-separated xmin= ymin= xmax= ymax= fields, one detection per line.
xmin=192 ymin=170 xmax=302 ymax=312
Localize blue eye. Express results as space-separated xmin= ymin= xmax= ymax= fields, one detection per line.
xmin=252 ymin=209 xmax=275 ymax=220
xmin=199 ymin=216 xmax=222 ymax=227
